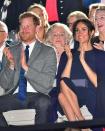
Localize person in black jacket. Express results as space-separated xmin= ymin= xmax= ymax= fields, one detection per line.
xmin=1 ymin=0 xmax=83 ymax=31
xmin=57 ymin=0 xmax=82 ymax=24
xmin=45 ymin=0 xmax=83 ymax=24
xmin=0 ymin=0 xmax=45 ymax=31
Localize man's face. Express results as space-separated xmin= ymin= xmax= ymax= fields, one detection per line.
xmin=19 ymin=17 xmax=37 ymax=43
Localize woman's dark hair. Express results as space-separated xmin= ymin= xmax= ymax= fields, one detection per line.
xmin=72 ymin=19 xmax=95 ymax=38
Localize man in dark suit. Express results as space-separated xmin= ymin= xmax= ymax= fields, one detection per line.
xmin=0 ymin=20 xmax=9 ymax=95
xmin=1 ymin=0 xmax=82 ymax=30
xmin=0 ymin=0 xmax=45 ymax=31
xmin=57 ymin=0 xmax=83 ymax=24
xmin=0 ymin=11 xmax=57 ymax=126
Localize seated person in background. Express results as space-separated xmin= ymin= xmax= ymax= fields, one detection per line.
xmin=92 ymin=5 xmax=105 ymax=120
xmin=67 ymin=11 xmax=88 ymax=32
xmin=92 ymin=5 xmax=105 ymax=51
xmin=28 ymin=3 xmax=49 ymax=42
xmin=88 ymin=3 xmax=105 ymax=36
xmin=0 ymin=20 xmax=10 ymax=94
xmin=57 ymin=19 xmax=99 ymax=121
xmin=66 ymin=11 xmax=88 ymax=49
xmin=0 ymin=11 xmax=57 ymax=127
xmin=45 ymin=22 xmax=72 ymax=122
xmin=0 ymin=20 xmax=8 ymax=70
xmin=89 ymin=3 xmax=102 ymax=23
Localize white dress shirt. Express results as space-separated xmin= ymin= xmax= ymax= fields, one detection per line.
xmin=0 ymin=43 xmax=6 ymax=62
xmin=14 ymin=41 xmax=37 ymax=93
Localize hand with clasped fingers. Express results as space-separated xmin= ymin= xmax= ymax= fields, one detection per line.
xmin=64 ymin=44 xmax=73 ymax=61
xmin=3 ymin=47 xmax=15 ymax=70
xmin=61 ymin=44 xmax=73 ymax=78
xmin=79 ymin=47 xmax=85 ymax=64
xmin=20 ymin=48 xmax=29 ymax=72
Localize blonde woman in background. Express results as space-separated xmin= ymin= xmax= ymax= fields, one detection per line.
xmin=67 ymin=11 xmax=88 ymax=32
xmin=88 ymin=3 xmax=105 ymax=24
xmin=93 ymin=5 xmax=105 ymax=51
xmin=88 ymin=3 xmax=105 ymax=36
xmin=28 ymin=3 xmax=49 ymax=42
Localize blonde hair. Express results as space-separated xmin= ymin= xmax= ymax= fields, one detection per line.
xmin=67 ymin=11 xmax=88 ymax=24
xmin=28 ymin=3 xmax=49 ymax=28
xmin=96 ymin=4 xmax=105 ymax=12
xmin=89 ymin=3 xmax=105 ymax=18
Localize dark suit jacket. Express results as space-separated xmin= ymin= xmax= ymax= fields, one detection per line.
xmin=1 ymin=0 xmax=82 ymax=30
xmin=44 ymin=0 xmax=82 ymax=24
xmin=0 ymin=40 xmax=57 ymax=95
xmin=3 ymin=0 xmax=45 ymax=31
xmin=57 ymin=0 xmax=82 ymax=24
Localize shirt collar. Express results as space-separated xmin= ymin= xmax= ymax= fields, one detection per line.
xmin=22 ymin=41 xmax=36 ymax=56
xmin=22 ymin=41 xmax=35 ymax=49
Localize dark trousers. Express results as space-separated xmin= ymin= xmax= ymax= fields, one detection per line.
xmin=0 ymin=92 xmax=51 ymax=127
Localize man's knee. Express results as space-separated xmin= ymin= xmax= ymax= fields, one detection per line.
xmin=37 ymin=95 xmax=51 ymax=109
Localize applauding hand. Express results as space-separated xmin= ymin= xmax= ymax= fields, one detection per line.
xmin=3 ymin=47 xmax=15 ymax=69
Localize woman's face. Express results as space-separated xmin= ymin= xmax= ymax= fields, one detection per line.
xmin=95 ymin=10 xmax=105 ymax=33
xmin=75 ymin=22 xmax=90 ymax=44
xmin=52 ymin=27 xmax=66 ymax=48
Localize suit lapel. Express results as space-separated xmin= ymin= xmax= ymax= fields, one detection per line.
xmin=2 ymin=55 xmax=7 ymax=68
xmin=1 ymin=42 xmax=9 ymax=67
xmin=28 ymin=40 xmax=42 ymax=65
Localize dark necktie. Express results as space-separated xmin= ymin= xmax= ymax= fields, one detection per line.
xmin=18 ymin=45 xmax=29 ymax=100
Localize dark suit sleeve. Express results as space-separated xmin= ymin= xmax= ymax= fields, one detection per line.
xmin=0 ymin=65 xmax=15 ymax=90
xmin=0 ymin=44 xmax=21 ymax=90
xmin=6 ymin=0 xmax=46 ymax=31
xmin=57 ymin=0 xmax=82 ymax=24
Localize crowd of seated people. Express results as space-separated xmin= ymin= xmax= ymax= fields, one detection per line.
xmin=1 ymin=2 xmax=105 ymax=131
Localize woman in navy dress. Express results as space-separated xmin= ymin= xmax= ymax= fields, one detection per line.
xmin=89 ymin=5 xmax=105 ymax=118
xmin=57 ymin=19 xmax=105 ymax=121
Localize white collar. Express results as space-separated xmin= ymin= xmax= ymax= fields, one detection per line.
xmin=22 ymin=41 xmax=36 ymax=56
xmin=22 ymin=41 xmax=35 ymax=49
